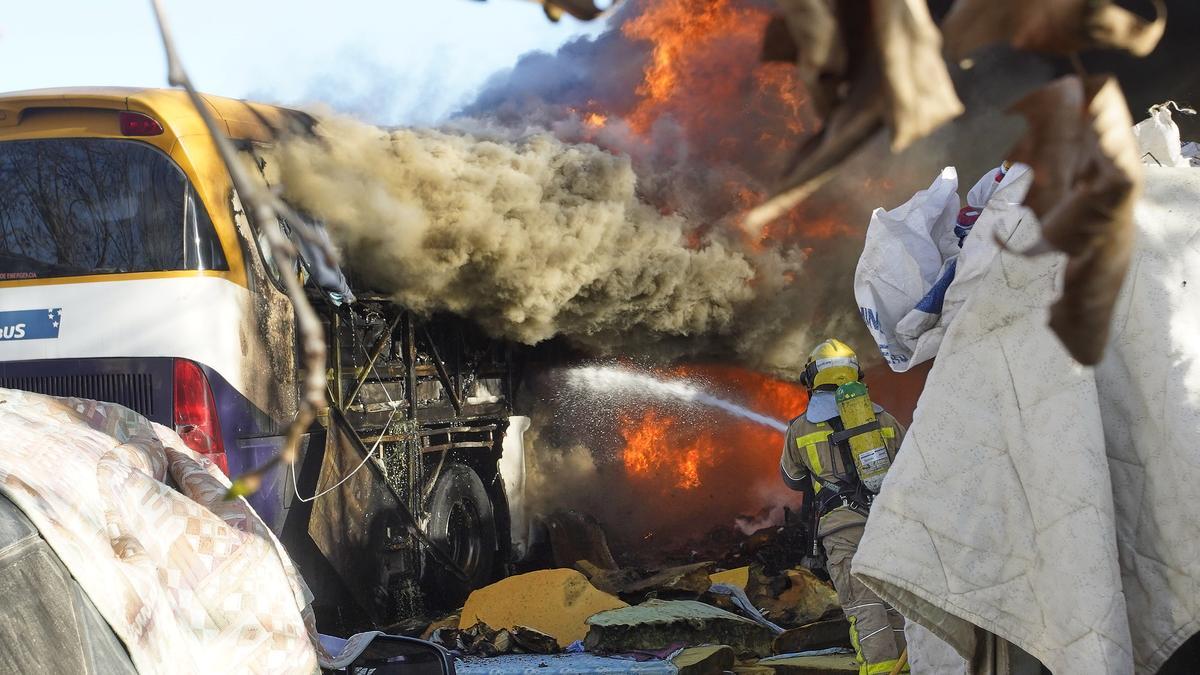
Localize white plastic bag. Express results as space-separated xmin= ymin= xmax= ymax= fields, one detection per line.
xmin=1132 ymin=102 xmax=1195 ymax=168
xmin=854 ymin=164 xmax=1027 ymax=372
xmin=854 ymin=168 xmax=959 ymax=371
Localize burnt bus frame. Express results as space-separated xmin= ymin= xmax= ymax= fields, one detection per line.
xmin=296 ymin=289 xmax=519 ymax=602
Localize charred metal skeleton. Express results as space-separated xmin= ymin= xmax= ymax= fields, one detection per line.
xmin=303 ymin=291 xmax=521 ymax=622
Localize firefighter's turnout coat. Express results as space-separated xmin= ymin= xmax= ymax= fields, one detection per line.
xmin=780 ymin=390 xmax=905 ymax=535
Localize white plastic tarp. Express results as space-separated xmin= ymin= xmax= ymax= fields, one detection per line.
xmin=851 ymin=167 xmax=1200 ymax=674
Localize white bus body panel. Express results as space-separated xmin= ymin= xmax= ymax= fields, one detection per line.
xmin=0 ymin=276 xmax=272 ymax=412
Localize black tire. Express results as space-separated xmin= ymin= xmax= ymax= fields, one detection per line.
xmin=423 ymin=463 xmax=497 ymax=608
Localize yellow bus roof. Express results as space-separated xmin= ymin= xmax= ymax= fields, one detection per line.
xmin=0 ymin=86 xmax=310 ymax=141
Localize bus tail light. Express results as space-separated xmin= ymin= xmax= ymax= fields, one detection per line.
xmin=119 ymin=111 xmax=164 ymax=136
xmin=173 ymin=358 xmax=228 ymax=474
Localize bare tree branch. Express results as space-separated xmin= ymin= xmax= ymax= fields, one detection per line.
xmin=149 ymin=0 xmax=330 ymax=499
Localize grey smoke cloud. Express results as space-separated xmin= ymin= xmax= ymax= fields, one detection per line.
xmin=271 ymin=115 xmax=797 ymax=356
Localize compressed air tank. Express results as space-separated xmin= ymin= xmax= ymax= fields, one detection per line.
xmin=835 ymin=381 xmax=892 ymax=493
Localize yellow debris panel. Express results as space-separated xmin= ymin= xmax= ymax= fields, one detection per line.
xmin=710 ymin=566 xmax=750 ymax=589
xmin=459 ymin=569 xmax=628 ymax=647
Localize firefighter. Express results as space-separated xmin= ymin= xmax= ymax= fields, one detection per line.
xmin=781 ymin=338 xmax=908 ymax=675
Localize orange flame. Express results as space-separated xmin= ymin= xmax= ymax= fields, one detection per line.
xmin=618 ymin=365 xmax=809 ymax=493
xmin=755 ymin=65 xmax=807 ymax=137
xmin=678 ymin=448 xmax=702 ymax=489
xmin=619 ymin=0 xmax=807 ymax=147
xmin=609 ymin=0 xmax=855 ymax=246
xmin=620 ymin=409 xmax=673 ymax=476
xmin=583 ymin=111 xmax=609 ymax=128
xmin=620 ymin=410 xmax=720 ymax=490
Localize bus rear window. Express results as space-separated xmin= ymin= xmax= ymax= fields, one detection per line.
xmin=0 ymin=138 xmax=227 ymax=280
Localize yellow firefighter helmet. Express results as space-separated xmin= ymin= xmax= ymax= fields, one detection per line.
xmin=801 ymin=338 xmax=862 ymax=389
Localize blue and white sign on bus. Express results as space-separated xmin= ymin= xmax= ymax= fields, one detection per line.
xmin=0 ymin=308 xmax=62 ymax=341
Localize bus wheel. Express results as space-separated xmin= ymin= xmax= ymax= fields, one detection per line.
xmin=424 ymin=463 xmax=497 ymax=607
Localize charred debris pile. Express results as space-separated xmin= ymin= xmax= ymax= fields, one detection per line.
xmin=411 ymin=508 xmax=858 ymax=671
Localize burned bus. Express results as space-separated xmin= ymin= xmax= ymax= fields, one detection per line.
xmin=0 ymin=87 xmax=525 ymax=625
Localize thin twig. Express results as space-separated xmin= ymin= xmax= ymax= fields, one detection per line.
xmin=148 ymin=0 xmax=331 ymax=499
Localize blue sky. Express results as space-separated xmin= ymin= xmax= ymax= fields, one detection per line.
xmin=0 ymin=0 xmax=605 ymax=125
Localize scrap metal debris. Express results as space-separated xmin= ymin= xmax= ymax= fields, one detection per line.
xmin=431 ymin=622 xmax=559 ymax=657
xmin=743 ymin=567 xmax=840 ymax=627
xmin=755 ymin=652 xmax=861 ymax=672
xmin=424 ymin=513 xmax=853 ymax=670
xmin=576 ymin=560 xmax=715 ymax=599
xmin=773 ymin=618 xmax=856 ymax=655
xmin=545 ymin=509 xmax=621 ymax=571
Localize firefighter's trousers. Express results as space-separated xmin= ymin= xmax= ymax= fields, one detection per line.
xmin=822 ymin=518 xmax=908 ymax=675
